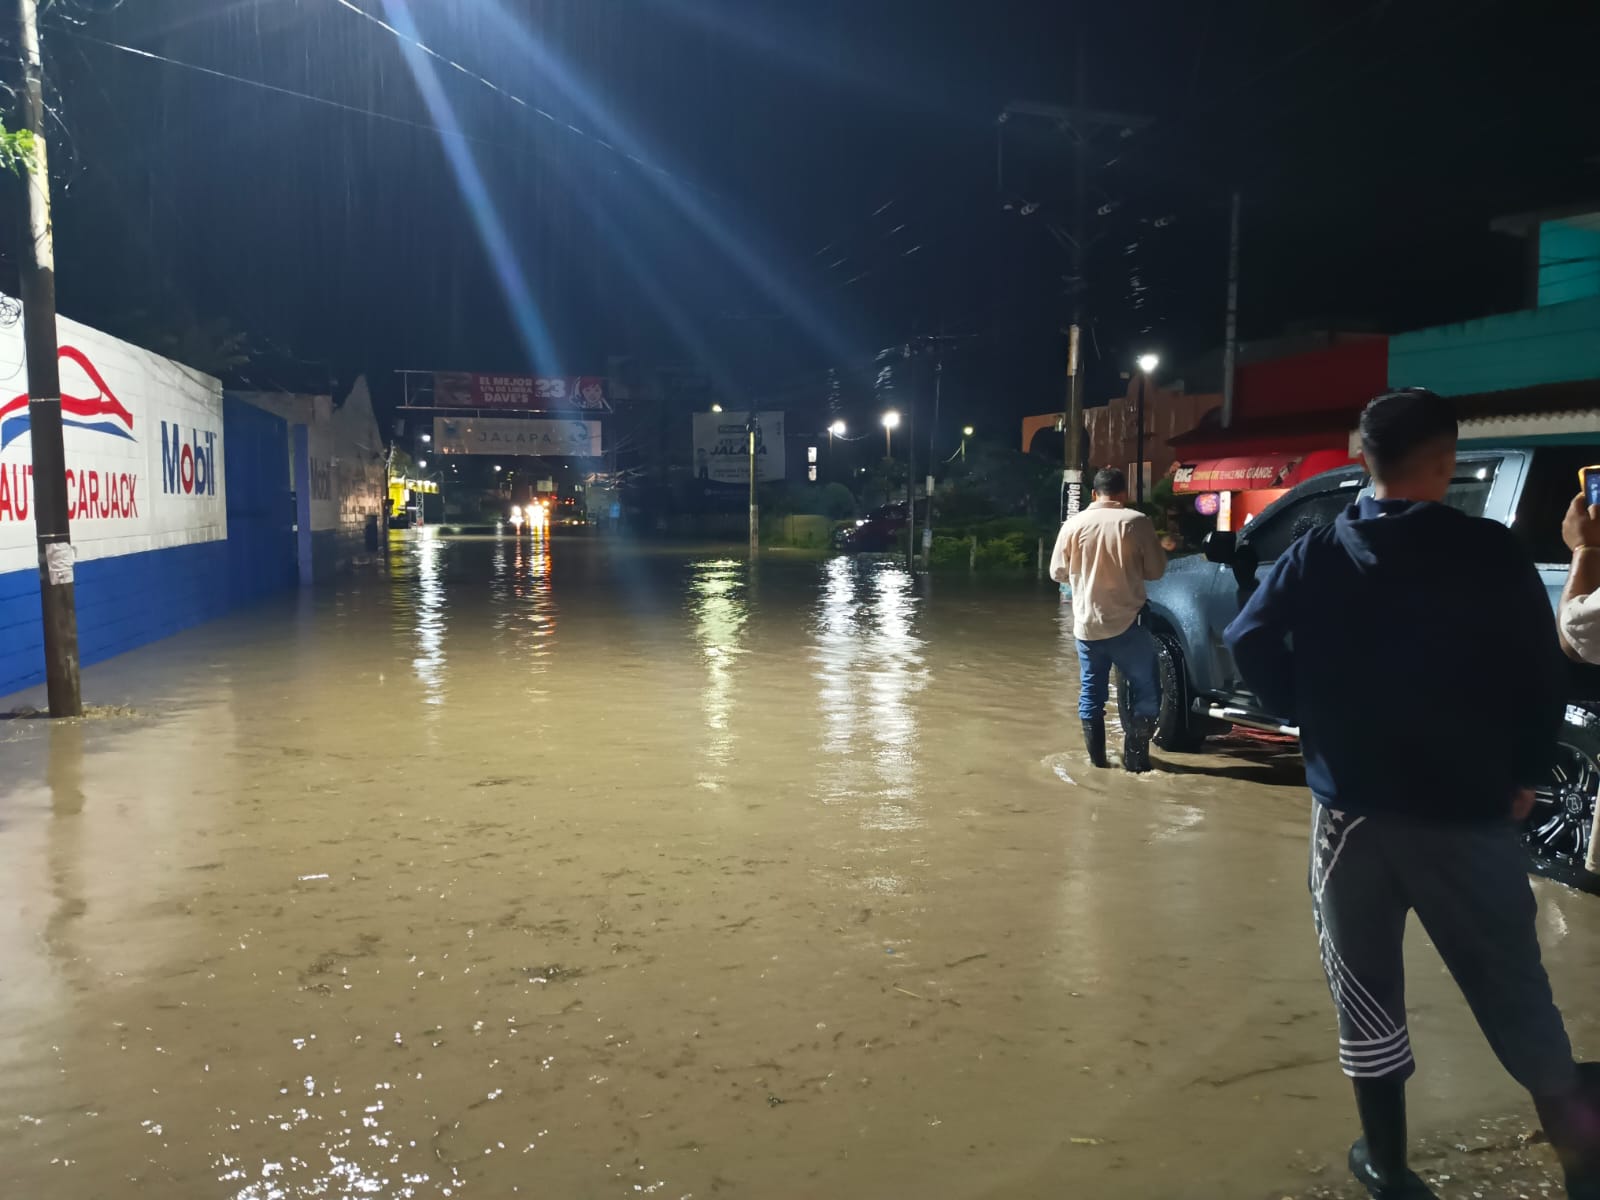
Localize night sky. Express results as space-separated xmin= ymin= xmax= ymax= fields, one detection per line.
xmin=6 ymin=0 xmax=1599 ymax=430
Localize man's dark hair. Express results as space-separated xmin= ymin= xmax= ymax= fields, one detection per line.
xmin=1359 ymin=388 xmax=1458 ymax=474
xmin=1092 ymin=467 xmax=1127 ymax=496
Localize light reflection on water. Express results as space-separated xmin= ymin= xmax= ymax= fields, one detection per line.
xmin=408 ymin=527 xmax=447 ymax=711
xmin=811 ymin=558 xmax=927 ymax=830
xmin=689 ymin=558 xmax=748 ymax=788
xmin=492 ymin=531 xmax=557 ymax=698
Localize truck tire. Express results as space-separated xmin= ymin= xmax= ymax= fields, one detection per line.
xmin=1524 ymin=704 xmax=1600 ymax=895
xmin=1115 ymin=628 xmax=1205 ymax=752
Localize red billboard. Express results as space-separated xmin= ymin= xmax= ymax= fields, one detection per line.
xmin=432 ymin=372 xmax=610 ymax=412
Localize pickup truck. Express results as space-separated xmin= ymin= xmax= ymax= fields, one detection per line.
xmin=1131 ymin=442 xmax=1600 ymax=893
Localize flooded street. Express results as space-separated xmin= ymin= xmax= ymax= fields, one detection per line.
xmin=1 ymin=532 xmax=1595 ymax=1199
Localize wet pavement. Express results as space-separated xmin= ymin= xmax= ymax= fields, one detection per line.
xmin=0 ymin=531 xmax=1594 ymax=1199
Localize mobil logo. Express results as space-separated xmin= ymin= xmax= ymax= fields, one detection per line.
xmin=0 ymin=346 xmax=136 ymax=451
xmin=161 ymin=422 xmax=218 ymax=496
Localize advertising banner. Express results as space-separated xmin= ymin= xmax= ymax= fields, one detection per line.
xmin=691 ymin=411 xmax=786 ymax=485
xmin=434 ymin=416 xmax=602 ymax=458
xmin=433 ymin=372 xmax=610 ymax=413
xmin=0 ymin=312 xmax=226 ymax=576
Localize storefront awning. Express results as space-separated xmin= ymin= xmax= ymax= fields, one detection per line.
xmin=1173 ymin=448 xmax=1357 ymax=494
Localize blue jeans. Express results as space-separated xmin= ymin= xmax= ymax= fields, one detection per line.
xmin=1077 ymin=622 xmax=1161 ymax=721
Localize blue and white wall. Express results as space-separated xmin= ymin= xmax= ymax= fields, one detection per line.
xmin=0 ymin=311 xmax=293 ymax=696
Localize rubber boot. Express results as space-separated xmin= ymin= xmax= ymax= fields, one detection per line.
xmin=1122 ymin=715 xmax=1154 ymax=774
xmin=1534 ymin=1064 xmax=1600 ymax=1200
xmin=1348 ymin=1078 xmax=1438 ymax=1199
xmin=1081 ymin=718 xmax=1109 ymax=768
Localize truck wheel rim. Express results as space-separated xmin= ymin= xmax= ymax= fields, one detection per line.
xmin=1527 ymin=742 xmax=1597 ymax=866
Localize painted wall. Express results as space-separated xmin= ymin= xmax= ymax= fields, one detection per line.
xmin=1388 ymin=295 xmax=1600 ymax=396
xmin=1539 ymin=220 xmax=1600 ymax=308
xmin=0 ymin=315 xmax=294 ymax=697
xmin=1233 ymin=338 xmax=1388 ymax=422
xmin=231 ymin=382 xmax=387 ymax=580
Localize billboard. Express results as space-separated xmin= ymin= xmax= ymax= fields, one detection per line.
xmin=434 ymin=416 xmax=602 ymax=458
xmin=432 ymin=372 xmax=610 ymax=412
xmin=0 ymin=313 xmax=226 ymax=577
xmin=691 ymin=411 xmax=786 ymax=486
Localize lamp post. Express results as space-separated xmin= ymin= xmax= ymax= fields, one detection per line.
xmin=961 ymin=425 xmax=974 ymax=461
xmin=881 ymin=410 xmax=900 ymax=458
xmin=1136 ymin=353 xmax=1159 ymax=503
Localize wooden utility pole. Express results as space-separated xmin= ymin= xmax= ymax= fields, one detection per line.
xmin=15 ymin=0 xmax=81 ymax=717
xmin=1221 ymin=191 xmax=1242 ymax=428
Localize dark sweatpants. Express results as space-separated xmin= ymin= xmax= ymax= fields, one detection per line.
xmin=1310 ymin=803 xmax=1577 ymax=1096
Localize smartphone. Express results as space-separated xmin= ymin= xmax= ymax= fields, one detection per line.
xmin=1583 ymin=467 xmax=1600 ymax=508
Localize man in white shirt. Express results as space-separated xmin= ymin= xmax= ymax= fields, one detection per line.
xmin=1559 ymin=493 xmax=1600 ymax=664
xmin=1049 ymin=468 xmax=1170 ymax=771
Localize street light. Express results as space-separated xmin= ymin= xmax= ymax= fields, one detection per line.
xmin=1135 ymin=353 xmax=1160 ymax=503
xmin=711 ymin=403 xmax=723 ymax=413
xmin=881 ymin=410 xmax=901 ymax=457
xmin=960 ymin=425 xmax=974 ymax=461
xmin=417 ymin=458 xmax=427 ymax=470
xmin=420 ymin=433 xmax=431 ymax=444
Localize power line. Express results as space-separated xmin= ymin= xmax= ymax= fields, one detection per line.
xmin=46 ymin=25 xmax=525 ymax=154
xmin=327 ymin=0 xmax=709 ymax=196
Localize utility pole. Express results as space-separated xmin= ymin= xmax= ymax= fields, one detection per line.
xmin=999 ymin=66 xmax=1149 ymax=526
xmin=904 ymin=345 xmax=916 ymax=572
xmin=1221 ymin=191 xmax=1242 ymax=428
xmin=746 ymin=413 xmax=760 ymax=558
xmin=923 ymin=344 xmax=942 ymax=567
xmin=15 ymin=0 xmax=81 ymax=717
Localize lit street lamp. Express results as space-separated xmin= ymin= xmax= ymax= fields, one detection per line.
xmin=711 ymin=403 xmax=723 ymax=413
xmin=1135 ymin=353 xmax=1160 ymax=503
xmin=961 ymin=425 xmax=974 ymax=461
xmin=827 ymin=419 xmax=846 ymax=459
xmin=881 ymin=410 xmax=901 ymax=458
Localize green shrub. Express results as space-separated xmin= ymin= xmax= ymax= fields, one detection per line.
xmin=975 ymin=532 xmax=1032 ymax=571
xmin=929 ymin=535 xmax=971 ymax=569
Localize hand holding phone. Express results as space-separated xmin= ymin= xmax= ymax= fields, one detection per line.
xmin=1565 ymin=484 xmax=1600 ymax=553
xmin=1583 ymin=466 xmax=1600 ymax=508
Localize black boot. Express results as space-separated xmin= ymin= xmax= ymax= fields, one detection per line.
xmin=1122 ymin=715 xmax=1154 ymax=774
xmin=1534 ymin=1064 xmax=1600 ymax=1200
xmin=1349 ymin=1078 xmax=1438 ymax=1199
xmin=1081 ymin=718 xmax=1109 ymax=768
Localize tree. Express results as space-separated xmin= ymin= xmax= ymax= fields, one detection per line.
xmin=0 ymin=121 xmax=36 ymax=176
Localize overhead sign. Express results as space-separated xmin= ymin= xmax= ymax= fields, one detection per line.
xmin=0 ymin=315 xmax=226 ymax=576
xmin=434 ymin=416 xmax=602 ymax=458
xmin=692 ymin=411 xmax=786 ymax=485
xmin=432 ymin=372 xmax=610 ymax=413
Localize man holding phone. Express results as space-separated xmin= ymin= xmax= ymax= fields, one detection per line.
xmin=1224 ymin=389 xmax=1597 ymax=1199
xmin=1557 ymin=480 xmax=1600 ymax=664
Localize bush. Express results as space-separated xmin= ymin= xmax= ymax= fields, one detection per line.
xmin=929 ymin=535 xmax=971 ymax=569
xmin=975 ymin=531 xmax=1033 ymax=571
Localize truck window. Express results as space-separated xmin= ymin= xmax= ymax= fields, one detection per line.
xmin=1514 ymin=445 xmax=1600 ymax=564
xmin=1443 ymin=456 xmax=1501 ymax=520
xmin=1240 ymin=484 xmax=1360 ymax=561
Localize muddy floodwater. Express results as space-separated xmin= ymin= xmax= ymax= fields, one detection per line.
xmin=0 ymin=532 xmax=1594 ymax=1199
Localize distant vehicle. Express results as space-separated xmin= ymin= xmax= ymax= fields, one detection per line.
xmin=1134 ymin=444 xmax=1600 ymax=893
xmin=833 ymin=500 xmax=929 ymax=553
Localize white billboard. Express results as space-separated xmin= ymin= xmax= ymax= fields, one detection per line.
xmin=692 ymin=411 xmax=786 ymax=485
xmin=0 ymin=310 xmax=226 ymax=576
xmin=433 ymin=415 xmax=601 ymax=458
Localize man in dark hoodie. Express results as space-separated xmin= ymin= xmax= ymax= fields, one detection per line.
xmin=1225 ymin=388 xmax=1598 ymax=1200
